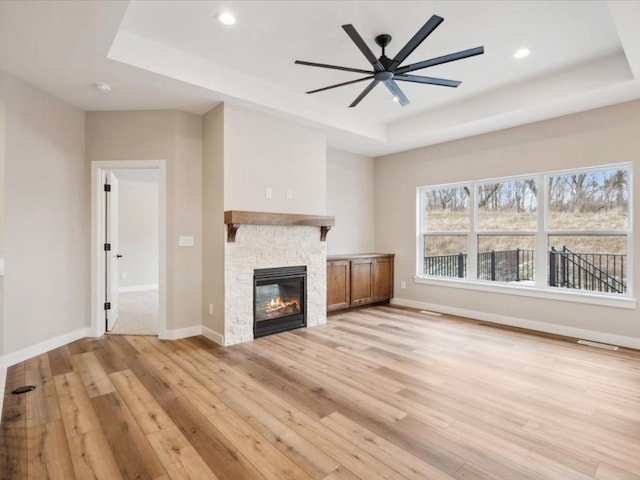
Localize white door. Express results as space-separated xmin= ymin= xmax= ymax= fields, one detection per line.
xmin=106 ymin=171 xmax=120 ymax=331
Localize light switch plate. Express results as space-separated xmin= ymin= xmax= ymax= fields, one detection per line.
xmin=178 ymin=235 xmax=195 ymax=247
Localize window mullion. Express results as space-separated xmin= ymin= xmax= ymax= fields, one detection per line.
xmin=468 ymin=184 xmax=478 ymax=280
xmin=535 ymin=174 xmax=547 ymax=288
xmin=417 ymin=188 xmax=425 ymax=276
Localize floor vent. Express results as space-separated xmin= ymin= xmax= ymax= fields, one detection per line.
xmin=12 ymin=385 xmax=36 ymax=395
xmin=577 ymin=339 xmax=618 ymax=351
xmin=419 ymin=310 xmax=442 ymax=316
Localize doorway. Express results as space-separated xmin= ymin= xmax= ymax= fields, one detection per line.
xmin=91 ymin=160 xmax=167 ymax=338
xmin=109 ymin=169 xmax=160 ymax=334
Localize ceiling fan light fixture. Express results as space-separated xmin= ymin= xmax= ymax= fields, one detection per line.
xmin=513 ymin=48 xmax=530 ymax=59
xmin=216 ymin=11 xmax=236 ymax=26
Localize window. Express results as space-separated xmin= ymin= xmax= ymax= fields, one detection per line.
xmin=422 ymin=186 xmax=469 ymax=278
xmin=547 ymin=168 xmax=629 ymax=294
xmin=477 ymin=179 xmax=537 ymax=282
xmin=418 ymin=164 xmax=632 ymax=297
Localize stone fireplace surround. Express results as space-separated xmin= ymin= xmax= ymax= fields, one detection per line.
xmin=223 ymin=211 xmax=335 ymax=346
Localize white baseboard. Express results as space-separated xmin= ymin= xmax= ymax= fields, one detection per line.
xmin=0 ymin=327 xmax=92 ymax=369
xmin=201 ymin=326 xmax=225 ymax=346
xmin=159 ymin=325 xmax=203 ymax=341
xmin=117 ymin=284 xmax=158 ymax=293
xmin=157 ymin=325 xmax=224 ymax=346
xmin=391 ymin=297 xmax=640 ymax=350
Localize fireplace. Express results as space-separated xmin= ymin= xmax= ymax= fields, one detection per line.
xmin=253 ymin=266 xmax=307 ymax=338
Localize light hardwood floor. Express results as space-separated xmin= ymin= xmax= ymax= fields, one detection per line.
xmin=2 ymin=305 xmax=640 ymax=479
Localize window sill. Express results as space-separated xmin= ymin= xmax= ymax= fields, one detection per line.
xmin=413 ymin=275 xmax=636 ymax=310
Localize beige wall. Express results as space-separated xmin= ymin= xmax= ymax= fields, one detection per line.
xmin=0 ymin=75 xmax=5 ymax=356
xmin=116 ymin=173 xmax=159 ymax=289
xmin=201 ymin=104 xmax=328 ymax=341
xmin=375 ymin=100 xmax=640 ymax=342
xmin=0 ymin=74 xmax=5 ymax=259
xmin=202 ymin=105 xmax=225 ymax=334
xmin=326 ymin=148 xmax=375 ymax=255
xmin=86 ymin=111 xmax=203 ymax=332
xmin=224 ymin=105 xmax=327 ymax=214
xmin=3 ymin=74 xmax=88 ymax=356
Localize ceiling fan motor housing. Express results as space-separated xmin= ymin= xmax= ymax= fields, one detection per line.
xmin=375 ymin=70 xmax=394 ymax=81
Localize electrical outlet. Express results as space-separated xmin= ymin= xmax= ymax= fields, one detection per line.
xmin=208 ymin=303 xmax=214 ymax=316
xmin=265 ymin=187 xmax=273 ymax=199
xmin=401 ymin=280 xmax=407 ymax=289
xmin=286 ymin=189 xmax=293 ymax=200
xmin=121 ymin=272 xmax=127 ymax=280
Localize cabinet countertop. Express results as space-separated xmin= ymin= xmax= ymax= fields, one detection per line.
xmin=328 ymin=253 xmax=394 ymax=261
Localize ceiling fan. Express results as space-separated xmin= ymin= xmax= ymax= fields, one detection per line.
xmin=295 ymin=15 xmax=484 ymax=107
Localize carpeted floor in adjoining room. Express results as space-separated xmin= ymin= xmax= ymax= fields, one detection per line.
xmin=109 ymin=289 xmax=159 ymax=335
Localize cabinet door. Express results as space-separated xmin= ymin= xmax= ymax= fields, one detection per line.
xmin=327 ymin=260 xmax=350 ymax=311
xmin=350 ymin=258 xmax=374 ymax=306
xmin=372 ymin=256 xmax=394 ymax=302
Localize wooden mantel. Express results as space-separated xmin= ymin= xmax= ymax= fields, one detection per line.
xmin=224 ymin=210 xmax=335 ymax=242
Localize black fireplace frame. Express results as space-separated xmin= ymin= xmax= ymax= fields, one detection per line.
xmin=253 ymin=266 xmax=307 ymax=338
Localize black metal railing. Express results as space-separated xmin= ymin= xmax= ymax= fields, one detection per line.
xmin=477 ymin=249 xmax=534 ymax=282
xmin=424 ymin=245 xmax=627 ymax=294
xmin=424 ymin=252 xmax=467 ymax=278
xmin=423 ymin=249 xmax=534 ymax=282
xmin=549 ymin=246 xmax=626 ymax=294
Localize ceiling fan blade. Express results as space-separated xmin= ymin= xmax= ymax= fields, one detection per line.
xmin=395 ymin=46 xmax=485 ymax=74
xmin=342 ymin=24 xmax=384 ymax=72
xmin=306 ymin=76 xmax=374 ymax=94
xmin=349 ymin=79 xmax=380 ymax=107
xmin=295 ymin=60 xmax=374 ymax=75
xmin=383 ymin=80 xmax=410 ymax=106
xmin=394 ymin=74 xmax=461 ymax=88
xmin=389 ymin=15 xmax=444 ymax=71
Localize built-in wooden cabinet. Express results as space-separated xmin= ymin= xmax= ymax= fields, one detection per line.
xmin=327 ymin=254 xmax=394 ymax=312
xmin=326 ymin=259 xmax=351 ymax=311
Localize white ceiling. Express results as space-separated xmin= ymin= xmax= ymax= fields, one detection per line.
xmin=1 ymin=0 xmax=640 ymax=156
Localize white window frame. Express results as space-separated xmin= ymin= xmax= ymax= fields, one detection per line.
xmin=416 ymin=163 xmax=635 ymax=309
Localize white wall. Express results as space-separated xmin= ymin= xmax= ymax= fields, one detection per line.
xmin=86 ymin=110 xmax=203 ymax=332
xmin=2 ymin=74 xmax=88 ymax=357
xmin=115 ymin=170 xmax=159 ymax=289
xmin=224 ymin=105 xmax=326 ymax=215
xmin=326 ymin=148 xmax=375 ymax=255
xmin=375 ymin=100 xmax=640 ymax=344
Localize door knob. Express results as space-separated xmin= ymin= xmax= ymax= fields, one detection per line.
xmin=116 ymin=254 xmax=123 ymax=259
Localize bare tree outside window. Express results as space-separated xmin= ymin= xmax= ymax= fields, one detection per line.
xmin=423 ymin=186 xmax=470 ymax=278
xmin=419 ymin=165 xmax=631 ymax=295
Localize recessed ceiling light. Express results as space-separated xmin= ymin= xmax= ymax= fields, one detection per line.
xmin=217 ymin=11 xmax=236 ymax=25
xmin=95 ymin=82 xmax=112 ymax=94
xmin=392 ymin=96 xmax=400 ymax=103
xmin=513 ymin=48 xmax=530 ymax=59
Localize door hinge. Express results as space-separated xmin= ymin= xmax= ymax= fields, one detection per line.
xmin=104 ymin=243 xmax=111 ymax=251
xmin=104 ymin=302 xmax=111 ymax=310
xmin=104 ymin=184 xmax=111 ymax=192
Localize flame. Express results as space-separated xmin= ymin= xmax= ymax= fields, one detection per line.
xmin=269 ymin=297 xmax=284 ymax=307
xmin=263 ymin=296 xmax=300 ymax=315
